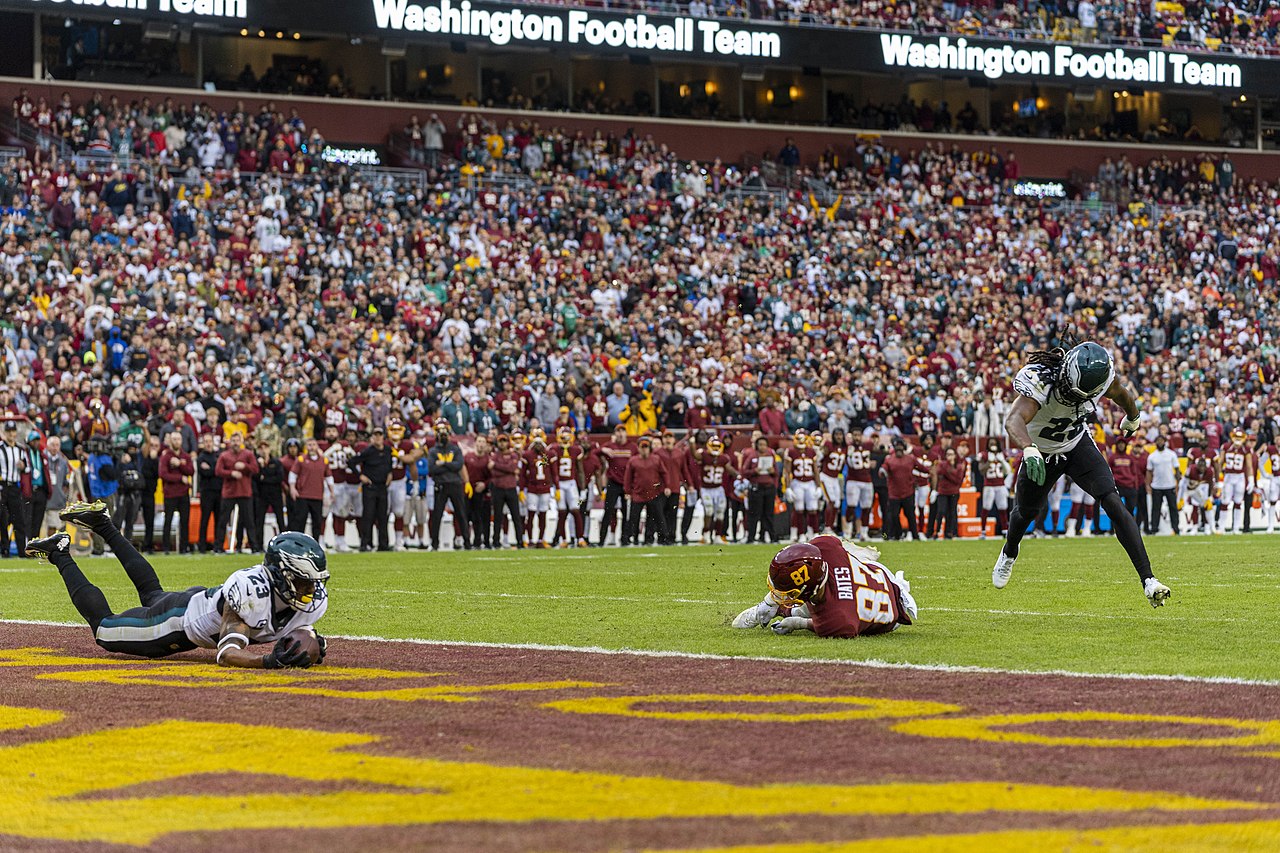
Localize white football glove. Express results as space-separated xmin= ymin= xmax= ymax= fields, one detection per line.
xmin=1120 ymin=413 xmax=1141 ymax=437
xmin=731 ymin=598 xmax=779 ymax=629
xmin=771 ymin=617 xmax=811 ymax=635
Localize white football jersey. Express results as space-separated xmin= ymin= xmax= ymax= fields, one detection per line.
xmin=1012 ymin=363 xmax=1109 ymax=454
xmin=181 ymin=565 xmax=328 ymax=649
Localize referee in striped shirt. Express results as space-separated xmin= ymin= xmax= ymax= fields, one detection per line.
xmin=0 ymin=421 xmax=28 ymax=558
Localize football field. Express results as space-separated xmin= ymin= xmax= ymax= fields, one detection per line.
xmin=2 ymin=536 xmax=1276 ymax=681
xmin=2 ymin=538 xmax=1280 ymax=851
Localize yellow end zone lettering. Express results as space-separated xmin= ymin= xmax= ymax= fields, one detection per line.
xmin=0 ymin=715 xmax=1263 ymax=846
xmin=894 ymin=711 xmax=1280 ymax=749
xmin=0 ymin=705 xmax=64 ymax=731
xmin=252 ymin=680 xmax=609 ymax=702
xmin=651 ymin=818 xmax=1280 ymax=853
xmin=543 ymin=693 xmax=962 ymax=722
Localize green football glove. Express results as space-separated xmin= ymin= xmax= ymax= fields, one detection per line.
xmin=1022 ymin=446 xmax=1046 ymax=485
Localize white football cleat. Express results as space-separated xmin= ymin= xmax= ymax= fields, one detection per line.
xmin=1144 ymin=577 xmax=1172 ymax=608
xmin=992 ymin=551 xmax=1017 ymax=589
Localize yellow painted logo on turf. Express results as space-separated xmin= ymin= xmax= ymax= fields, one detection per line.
xmin=0 ymin=709 xmax=1266 ymax=846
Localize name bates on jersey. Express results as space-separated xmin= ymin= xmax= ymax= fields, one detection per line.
xmin=181 ymin=565 xmax=327 ymax=649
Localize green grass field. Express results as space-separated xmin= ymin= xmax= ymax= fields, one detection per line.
xmin=2 ymin=537 xmax=1277 ymax=682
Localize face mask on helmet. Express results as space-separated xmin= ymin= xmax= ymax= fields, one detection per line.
xmin=264 ymin=532 xmax=330 ymax=613
xmin=1056 ymin=342 xmax=1114 ymax=406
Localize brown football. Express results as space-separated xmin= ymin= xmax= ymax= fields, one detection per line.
xmin=286 ymin=626 xmax=323 ymax=665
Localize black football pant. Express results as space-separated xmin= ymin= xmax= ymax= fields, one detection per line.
xmin=746 ymin=484 xmax=778 ymax=543
xmin=598 ymin=481 xmax=627 ymax=545
xmin=1003 ymin=440 xmax=1153 ymax=584
xmin=885 ymin=496 xmax=918 ymax=540
xmin=293 ymin=497 xmax=325 ymax=539
xmin=928 ymin=493 xmax=959 ymax=539
xmin=662 ymin=493 xmax=679 ymax=545
xmin=197 ymin=492 xmax=221 ymax=552
xmin=255 ymin=487 xmax=287 ymax=547
xmin=1118 ymin=487 xmax=1142 ymax=527
xmin=468 ymin=490 xmax=492 ymax=548
xmin=360 ymin=485 xmax=390 ymax=550
xmin=577 ymin=493 xmax=592 ymax=543
xmin=48 ymin=512 xmax=200 ymax=657
xmin=216 ymin=496 xmax=256 ymax=552
xmin=1148 ymin=487 xmax=1179 ymax=535
xmin=161 ymin=496 xmax=190 ymax=553
xmin=873 ymin=485 xmax=889 ymax=537
xmin=491 ymin=486 xmax=522 ymax=547
xmin=0 ymin=482 xmax=26 ymax=557
xmin=429 ymin=482 xmax=469 ymax=548
xmin=25 ymin=491 xmax=47 ymax=540
xmin=626 ymin=497 xmax=666 ymax=546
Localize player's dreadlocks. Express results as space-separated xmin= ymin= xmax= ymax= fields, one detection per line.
xmin=1025 ymin=327 xmax=1082 ymax=373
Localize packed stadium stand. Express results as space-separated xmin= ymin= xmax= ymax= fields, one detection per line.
xmin=0 ymin=82 xmax=1276 ymax=547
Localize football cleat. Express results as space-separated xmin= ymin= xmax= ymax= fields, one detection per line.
xmin=1144 ymin=577 xmax=1172 ymax=608
xmin=59 ymin=500 xmax=112 ymax=532
xmin=992 ymin=550 xmax=1017 ymax=589
xmin=26 ymin=532 xmax=70 ymax=561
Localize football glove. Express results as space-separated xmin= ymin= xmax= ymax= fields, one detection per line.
xmin=771 ymin=617 xmax=810 ymax=635
xmin=1022 ymin=446 xmax=1046 ymax=485
xmin=464 ymin=483 xmax=474 ymax=498
xmin=263 ymin=637 xmax=312 ymax=670
xmin=731 ymin=598 xmax=779 ymax=629
xmin=1119 ymin=414 xmax=1141 ymax=437
xmin=315 ymin=633 xmax=327 ymax=664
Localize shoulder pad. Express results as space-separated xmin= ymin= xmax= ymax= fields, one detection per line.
xmin=1013 ymin=365 xmax=1053 ymax=405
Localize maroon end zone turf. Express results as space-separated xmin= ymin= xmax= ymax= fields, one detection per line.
xmin=1 ymin=622 xmax=1279 ymax=852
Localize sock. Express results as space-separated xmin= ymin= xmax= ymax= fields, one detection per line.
xmin=1102 ymin=493 xmax=1153 ymax=582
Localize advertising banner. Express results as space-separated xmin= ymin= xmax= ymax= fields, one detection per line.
xmin=4 ymin=0 xmax=1263 ymax=93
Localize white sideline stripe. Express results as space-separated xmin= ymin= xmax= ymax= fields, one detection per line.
xmin=3 ymin=619 xmax=1273 ymax=688
xmin=369 ymin=591 xmax=724 ymax=605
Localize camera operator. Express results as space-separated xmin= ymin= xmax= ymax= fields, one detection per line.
xmin=83 ymin=437 xmax=120 ymax=555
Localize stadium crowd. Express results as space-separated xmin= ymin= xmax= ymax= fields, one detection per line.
xmin=0 ymin=91 xmax=1278 ymax=554
xmin=503 ymin=0 xmax=1280 ymax=56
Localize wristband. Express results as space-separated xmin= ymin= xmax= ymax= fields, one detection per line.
xmin=217 ymin=632 xmax=249 ymax=651
xmin=216 ymin=644 xmax=243 ymax=665
xmin=1023 ymin=446 xmax=1043 ymax=461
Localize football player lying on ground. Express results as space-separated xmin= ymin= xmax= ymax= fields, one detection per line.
xmin=731 ymin=535 xmax=917 ymax=637
xmin=28 ymin=501 xmax=329 ymax=669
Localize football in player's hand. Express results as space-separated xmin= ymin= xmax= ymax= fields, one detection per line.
xmin=286 ymin=626 xmax=324 ymax=666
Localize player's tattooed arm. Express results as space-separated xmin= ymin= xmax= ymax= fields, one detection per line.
xmin=1103 ymin=377 xmax=1140 ymax=420
xmin=215 ymin=608 xmax=267 ymax=669
xmin=1004 ymin=396 xmax=1041 ymax=451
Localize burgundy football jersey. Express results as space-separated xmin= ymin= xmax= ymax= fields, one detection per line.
xmin=807 ymin=535 xmax=912 ymax=638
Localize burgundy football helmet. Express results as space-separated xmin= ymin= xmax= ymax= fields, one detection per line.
xmin=767 ymin=542 xmax=828 ymax=606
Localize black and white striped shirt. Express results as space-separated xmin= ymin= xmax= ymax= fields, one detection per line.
xmin=0 ymin=443 xmax=25 ymax=485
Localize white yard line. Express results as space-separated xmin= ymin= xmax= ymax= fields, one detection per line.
xmin=2 ymin=618 xmax=1276 ymax=688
